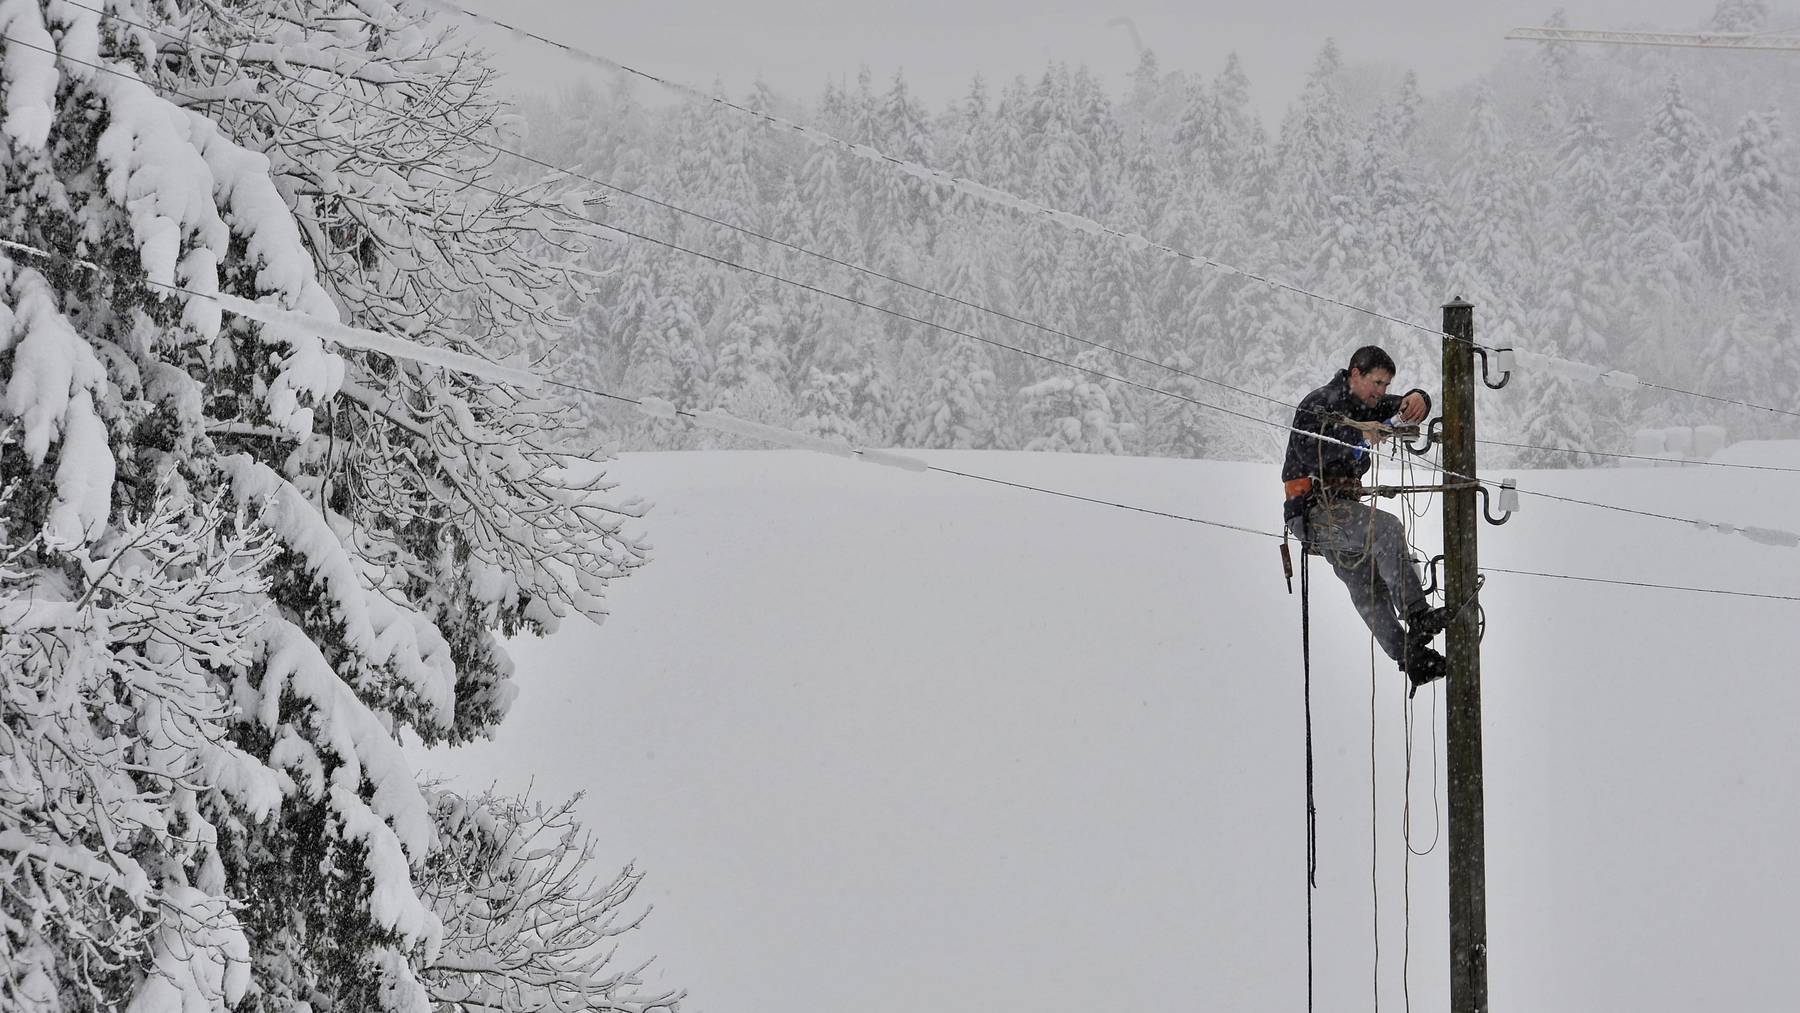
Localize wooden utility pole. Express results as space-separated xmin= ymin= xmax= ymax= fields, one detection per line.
xmin=1440 ymin=298 xmax=1489 ymax=1012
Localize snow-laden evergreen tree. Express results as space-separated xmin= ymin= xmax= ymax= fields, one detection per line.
xmin=1707 ymin=0 xmax=1770 ymax=31
xmin=1531 ymin=8 xmax=1578 ymax=87
xmin=1444 ymin=86 xmax=1536 ymax=350
xmin=1027 ymin=64 xmax=1094 ymax=214
xmin=943 ymin=75 xmax=992 ymax=192
xmin=1016 ymin=373 xmax=1128 ymax=455
xmin=1271 ymin=41 xmax=1351 ymax=250
xmin=0 ymin=3 xmax=654 ymax=1010
xmin=710 ymin=279 xmax=795 ymax=438
xmin=986 ymin=75 xmax=1032 ymax=198
xmin=1720 ymin=109 xmax=1788 ymax=220
xmin=905 ymin=216 xmax=999 ymax=448
xmin=1627 ymin=76 xmax=1714 ymax=307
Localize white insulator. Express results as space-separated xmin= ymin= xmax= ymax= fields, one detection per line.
xmin=1601 ymin=370 xmax=1640 ymax=390
xmin=1497 ymin=478 xmax=1519 ymax=515
xmin=857 ymin=448 xmax=930 ymax=472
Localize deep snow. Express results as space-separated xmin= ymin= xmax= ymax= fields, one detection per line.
xmin=418 ymin=445 xmax=1800 ymax=1013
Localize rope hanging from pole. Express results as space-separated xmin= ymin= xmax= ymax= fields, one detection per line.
xmin=1300 ymin=510 xmax=1317 ymax=1013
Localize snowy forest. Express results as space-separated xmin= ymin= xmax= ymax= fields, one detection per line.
xmin=531 ymin=1 xmax=1800 ymax=466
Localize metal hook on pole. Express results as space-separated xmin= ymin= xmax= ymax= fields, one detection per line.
xmin=1422 ymin=553 xmax=1447 ymax=596
xmin=1404 ymin=417 xmax=1444 ymax=456
xmin=1474 ymin=346 xmax=1513 ymax=390
xmin=1475 ymin=479 xmax=1518 ymax=525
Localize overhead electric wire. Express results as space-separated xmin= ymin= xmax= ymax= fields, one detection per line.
xmin=0 ymin=235 xmax=1284 ymax=544
xmin=40 ymin=10 xmax=1800 ymax=477
xmin=1481 ymin=567 xmax=1800 ymax=602
xmin=16 ymin=25 xmax=1793 ymax=546
xmin=10 ymin=30 xmax=1800 ymax=562
xmin=7 ymin=235 xmax=1797 ymax=605
xmin=424 ymin=0 xmax=1800 ymax=423
xmin=1472 ymin=438 xmax=1800 ymax=474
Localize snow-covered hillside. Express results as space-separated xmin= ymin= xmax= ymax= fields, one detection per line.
xmin=418 ymin=447 xmax=1800 ymax=1013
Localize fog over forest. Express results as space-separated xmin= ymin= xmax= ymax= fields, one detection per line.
xmin=515 ymin=0 xmax=1800 ymax=466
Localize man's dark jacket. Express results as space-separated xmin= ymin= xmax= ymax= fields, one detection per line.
xmin=1281 ymin=370 xmax=1431 ymax=521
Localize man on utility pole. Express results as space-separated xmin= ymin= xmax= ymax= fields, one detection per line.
xmin=1281 ymin=344 xmax=1450 ymax=690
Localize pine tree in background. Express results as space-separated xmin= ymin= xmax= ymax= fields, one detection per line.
xmin=906 ymin=214 xmax=1001 ymax=448
xmin=1018 ymin=366 xmax=1128 ymax=455
xmin=1272 ymin=41 xmax=1350 ymax=251
xmin=1629 ymin=76 xmax=1713 ymax=302
xmin=1707 ymin=0 xmax=1770 ymax=31
xmin=1720 ymin=109 xmax=1789 ymax=221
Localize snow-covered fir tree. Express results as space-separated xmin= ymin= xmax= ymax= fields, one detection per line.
xmin=0 ymin=3 xmax=657 ymax=1011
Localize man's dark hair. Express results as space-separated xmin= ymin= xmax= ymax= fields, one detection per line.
xmin=1348 ymin=345 xmax=1396 ymax=377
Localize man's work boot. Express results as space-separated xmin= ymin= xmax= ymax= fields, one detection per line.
xmin=1402 ymin=644 xmax=1447 ymax=696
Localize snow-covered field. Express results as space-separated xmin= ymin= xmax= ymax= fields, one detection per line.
xmin=417 ymin=446 xmax=1800 ymax=1013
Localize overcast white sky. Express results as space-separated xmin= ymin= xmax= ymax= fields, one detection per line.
xmin=456 ymin=0 xmax=1740 ymax=123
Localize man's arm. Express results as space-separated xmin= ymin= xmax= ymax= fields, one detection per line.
xmin=1373 ymin=387 xmax=1432 ymax=424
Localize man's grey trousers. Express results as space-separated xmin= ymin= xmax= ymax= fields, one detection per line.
xmin=1286 ymin=497 xmax=1429 ymax=663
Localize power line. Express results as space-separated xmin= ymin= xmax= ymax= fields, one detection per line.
xmin=15 ymin=29 xmax=1800 ymax=550
xmin=1474 ymin=437 xmax=1800 ymax=474
xmin=424 ymin=0 xmax=1800 ymax=423
xmin=487 ymin=211 xmax=1800 ymax=546
xmin=1506 ymin=25 xmax=1800 ymax=51
xmin=8 ymin=239 xmax=1798 ymax=605
xmin=1483 ymin=566 xmax=1800 ymax=602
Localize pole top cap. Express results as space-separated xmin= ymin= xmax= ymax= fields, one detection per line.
xmin=1443 ymin=296 xmax=1474 ymax=309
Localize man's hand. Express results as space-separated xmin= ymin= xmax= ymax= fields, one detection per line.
xmin=1397 ymin=390 xmax=1428 ymax=424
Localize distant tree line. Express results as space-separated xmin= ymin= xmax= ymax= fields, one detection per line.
xmin=526 ymin=0 xmax=1800 ymax=465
